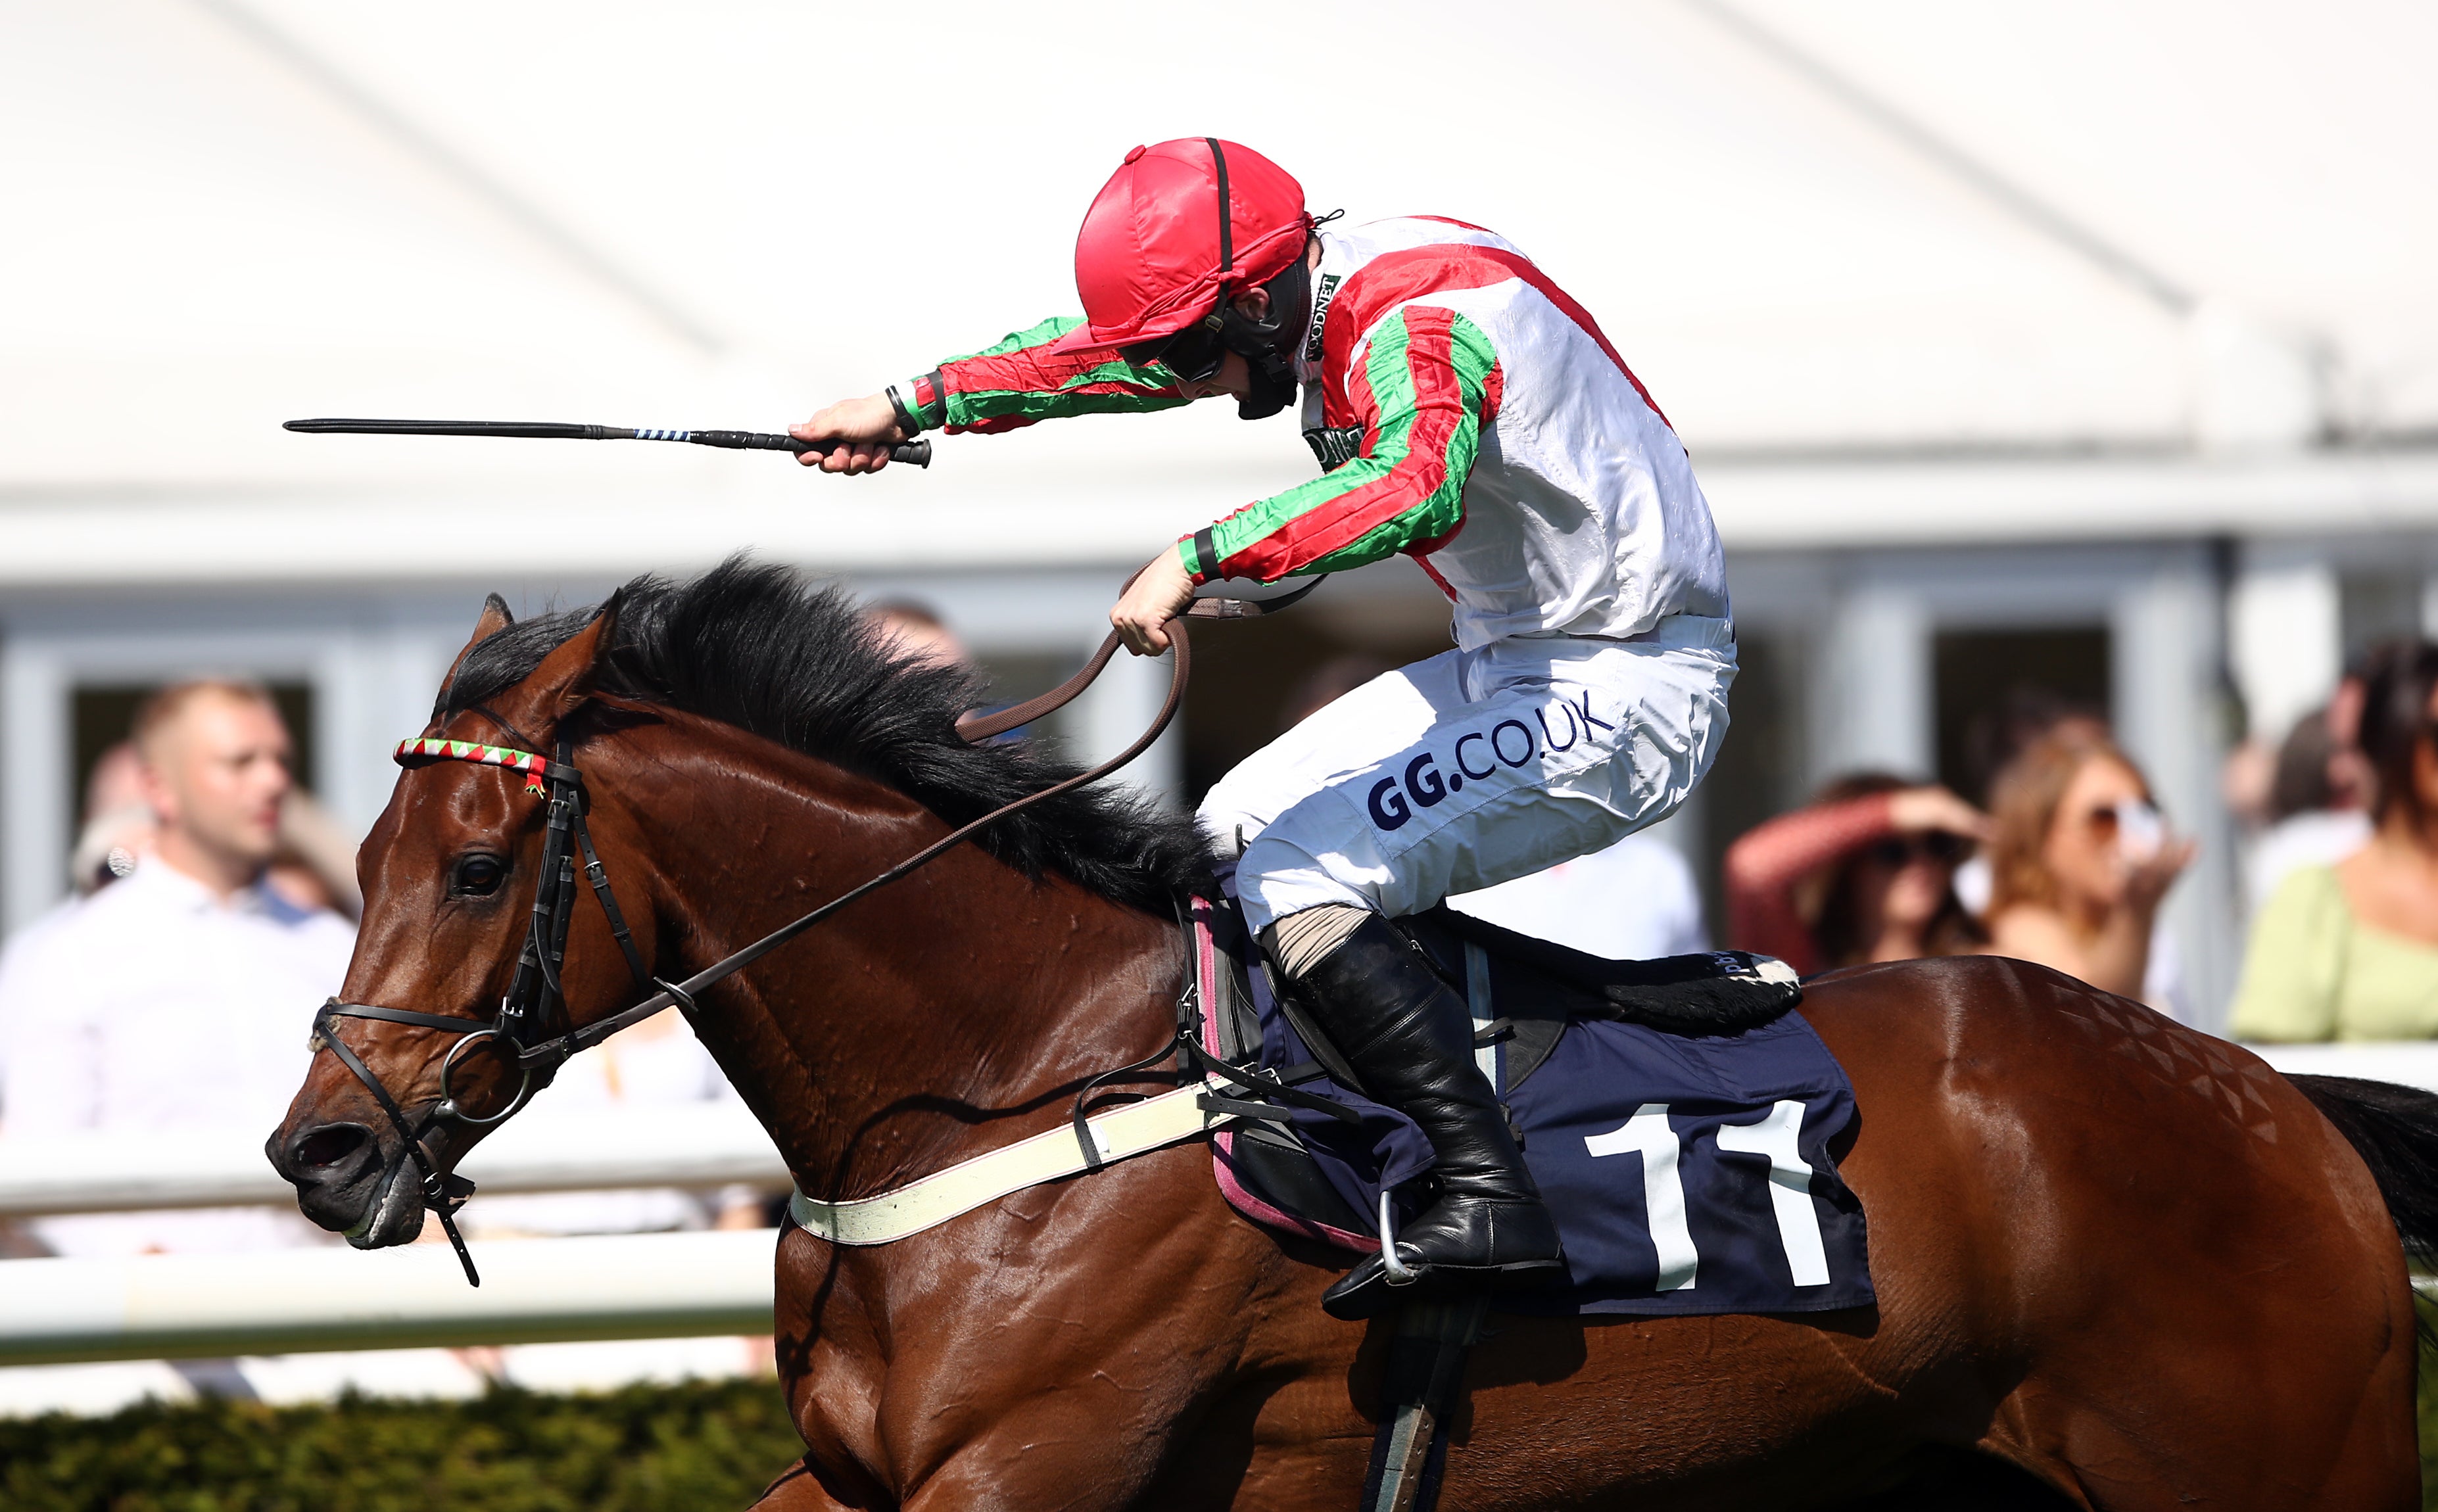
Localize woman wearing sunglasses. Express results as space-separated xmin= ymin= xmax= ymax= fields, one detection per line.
xmin=2234 ymin=639 xmax=2438 ymax=1041
xmin=1982 ymin=732 xmax=2195 ymax=1004
xmin=1725 ymin=773 xmax=1991 ymax=976
xmin=790 ymin=138 xmax=1735 ymax=1319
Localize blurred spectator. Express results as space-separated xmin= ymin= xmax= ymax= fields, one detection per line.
xmin=1962 ymin=686 xmax=2110 ymax=805
xmin=269 ymin=788 xmax=364 ymax=920
xmin=867 ymin=598 xmax=969 ymax=668
xmin=70 ymin=738 xmax=361 ymax=918
xmin=68 ymin=742 xmax=155 ymax=895
xmin=871 ymin=598 xmax=1022 ymax=744
xmin=1723 ymin=772 xmax=1990 ymax=976
xmin=0 ymin=680 xmax=352 ymax=1258
xmin=1952 ymin=687 xmax=2108 ymax=910
xmin=2220 ymin=735 xmax=2277 ymax=836
xmin=1984 ymin=730 xmax=2195 ymax=1004
xmin=2242 ymin=707 xmax=2372 ymax=915
xmin=2232 ymin=640 xmax=2438 ymax=1041
xmin=1951 ymin=695 xmax=2195 ymax=1014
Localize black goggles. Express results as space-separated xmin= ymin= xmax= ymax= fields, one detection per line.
xmin=1123 ymin=315 xmax=1229 ymax=384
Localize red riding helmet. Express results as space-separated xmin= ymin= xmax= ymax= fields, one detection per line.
xmin=1049 ymin=138 xmax=1312 ymax=354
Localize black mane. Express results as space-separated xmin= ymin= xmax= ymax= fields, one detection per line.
xmin=442 ymin=558 xmax=1210 ymax=912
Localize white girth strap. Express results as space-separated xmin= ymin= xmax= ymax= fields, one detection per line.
xmin=788 ymin=1075 xmax=1239 ymax=1245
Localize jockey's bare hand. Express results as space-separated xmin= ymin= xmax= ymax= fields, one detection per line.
xmin=790 ymin=394 xmax=905 ymax=475
xmin=1111 ymin=548 xmax=1198 ymax=656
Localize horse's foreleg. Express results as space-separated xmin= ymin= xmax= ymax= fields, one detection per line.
xmin=878 ymin=1312 xmax=1297 ymax=1512
xmin=782 ymin=1161 xmax=1336 ymax=1512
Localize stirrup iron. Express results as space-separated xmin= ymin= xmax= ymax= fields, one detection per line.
xmin=1378 ymin=1191 xmax=1418 ymax=1287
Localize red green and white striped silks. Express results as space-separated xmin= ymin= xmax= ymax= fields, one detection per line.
xmin=901 ymin=216 xmax=1728 ymax=652
xmin=1187 ymin=303 xmax=1498 ymax=583
xmin=901 ymin=317 xmax=1189 ymax=436
xmin=393 ymin=737 xmax=557 ymax=795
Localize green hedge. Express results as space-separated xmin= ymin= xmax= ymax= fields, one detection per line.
xmin=6 ymin=1346 xmax=2438 ymax=1510
xmin=2422 ymin=1299 xmax=2438 ymax=1511
xmin=0 ymin=1377 xmax=806 ymax=1512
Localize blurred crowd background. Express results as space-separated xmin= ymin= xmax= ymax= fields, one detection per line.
xmin=2 ymin=0 xmax=2435 ymax=1417
xmin=0 ymin=677 xmax=771 ymax=1411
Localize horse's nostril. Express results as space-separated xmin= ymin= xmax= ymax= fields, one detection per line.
xmin=292 ymin=1123 xmax=371 ymax=1171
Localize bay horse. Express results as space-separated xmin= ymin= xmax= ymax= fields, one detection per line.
xmin=272 ymin=560 xmax=2437 ymax=1510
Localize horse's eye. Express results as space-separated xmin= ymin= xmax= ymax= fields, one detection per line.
xmin=452 ymin=855 xmax=507 ymax=897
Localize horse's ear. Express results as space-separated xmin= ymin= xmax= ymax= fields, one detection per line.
xmin=441 ymin=593 xmax=515 ymax=678
xmin=473 ymin=592 xmax=515 ymax=638
xmin=505 ymin=590 xmax=625 ymax=726
xmin=434 ymin=594 xmax=517 ymax=717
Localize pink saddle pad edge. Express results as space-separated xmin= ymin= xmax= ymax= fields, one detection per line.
xmin=1193 ymin=898 xmax=1376 ymax=1254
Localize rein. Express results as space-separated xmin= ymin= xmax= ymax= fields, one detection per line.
xmin=314 ymin=584 xmax=1314 ymax=1285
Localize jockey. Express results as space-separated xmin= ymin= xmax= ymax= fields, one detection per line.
xmin=795 ymin=139 xmax=1735 ymax=1320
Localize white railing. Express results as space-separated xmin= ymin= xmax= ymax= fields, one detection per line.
xmin=2247 ymin=1041 xmax=2438 ymax=1091
xmin=4 ymin=1044 xmax=2420 ymax=1222
xmin=0 ymin=1229 xmax=776 ymax=1365
xmin=0 ymin=1100 xmax=790 ymax=1218
xmin=0 ymin=1042 xmax=2431 ymax=1365
xmin=0 ymin=1101 xmax=793 ymax=1365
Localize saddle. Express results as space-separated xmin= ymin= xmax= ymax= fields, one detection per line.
xmin=1191 ymin=889 xmax=1821 ymax=1267
xmin=1183 ymin=897 xmax=1863 ymax=1512
xmin=778 ymin=886 xmax=1840 ymax=1512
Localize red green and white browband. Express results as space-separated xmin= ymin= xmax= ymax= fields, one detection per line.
xmin=393 ymin=737 xmax=558 ymax=795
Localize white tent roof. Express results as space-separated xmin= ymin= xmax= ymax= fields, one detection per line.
xmin=4 ymin=0 xmax=2434 ymax=582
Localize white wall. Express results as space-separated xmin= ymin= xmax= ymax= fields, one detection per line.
xmin=1809 ymin=583 xmax=1933 ymax=787
xmin=2229 ymin=548 xmax=2341 ymax=748
xmin=2110 ymin=547 xmax=2241 ymax=1025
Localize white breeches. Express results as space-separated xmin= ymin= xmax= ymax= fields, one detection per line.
xmin=1199 ymin=615 xmax=1736 ymax=937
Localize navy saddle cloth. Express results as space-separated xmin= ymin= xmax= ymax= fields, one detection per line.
xmin=1195 ymin=886 xmax=1875 ymax=1317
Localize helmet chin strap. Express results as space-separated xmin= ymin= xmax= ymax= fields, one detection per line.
xmin=1235 ymin=362 xmax=1299 ymax=421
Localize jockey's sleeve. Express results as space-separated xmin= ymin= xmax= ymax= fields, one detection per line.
xmin=1178 ymin=306 xmax=1496 ymax=585
xmin=899 ymin=316 xmax=1190 ymax=435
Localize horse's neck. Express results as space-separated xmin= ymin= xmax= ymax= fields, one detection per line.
xmin=613 ymin=723 xmax=1183 ymax=1199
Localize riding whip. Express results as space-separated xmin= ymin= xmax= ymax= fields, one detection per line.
xmin=284 ymin=417 xmax=932 ymax=467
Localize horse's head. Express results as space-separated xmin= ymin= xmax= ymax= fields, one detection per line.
xmin=268 ymin=591 xmax=652 ymax=1251
xmin=269 ymin=559 xmax=1212 ymax=1260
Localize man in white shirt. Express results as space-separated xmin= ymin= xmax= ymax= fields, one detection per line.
xmin=0 ymin=680 xmax=354 ymax=1258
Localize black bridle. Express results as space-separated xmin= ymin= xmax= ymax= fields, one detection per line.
xmin=310 ymin=583 xmax=1326 ymax=1287
xmin=309 ymin=623 xmax=1202 ymax=1286
xmin=314 ymin=722 xmax=673 ymax=1285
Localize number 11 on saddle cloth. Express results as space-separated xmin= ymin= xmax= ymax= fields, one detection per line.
xmin=1198 ymin=890 xmax=1875 ymax=1315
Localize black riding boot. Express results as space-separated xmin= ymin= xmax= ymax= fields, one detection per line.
xmin=1283 ymin=914 xmax=1566 ymax=1321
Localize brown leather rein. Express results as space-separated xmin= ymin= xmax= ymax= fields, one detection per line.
xmin=954 ymin=576 xmax=1322 ymax=740
xmin=314 ymin=579 xmax=1320 ymax=1285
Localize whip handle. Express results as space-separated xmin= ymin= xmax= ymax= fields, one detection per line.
xmin=686 ymin=431 xmax=932 ymax=468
